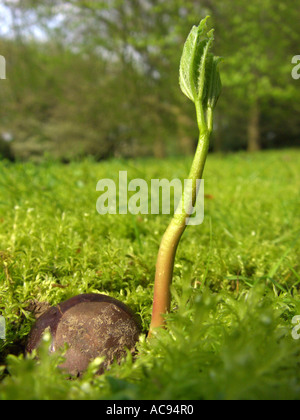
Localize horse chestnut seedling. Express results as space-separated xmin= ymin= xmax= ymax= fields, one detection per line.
xmin=26 ymin=294 xmax=141 ymax=376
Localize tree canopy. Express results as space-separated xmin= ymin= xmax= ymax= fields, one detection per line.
xmin=0 ymin=0 xmax=299 ymax=161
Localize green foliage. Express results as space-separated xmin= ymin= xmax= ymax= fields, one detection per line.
xmin=212 ymin=0 xmax=300 ymax=150
xmin=0 ymin=0 xmax=299 ymax=161
xmin=179 ymin=16 xmax=222 ymax=112
xmin=1 ymin=285 xmax=300 ymax=400
xmin=0 ymin=150 xmax=300 ymax=399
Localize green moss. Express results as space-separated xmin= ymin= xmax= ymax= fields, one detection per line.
xmin=0 ymin=150 xmax=299 ymax=400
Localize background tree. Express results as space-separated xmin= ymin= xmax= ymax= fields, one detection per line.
xmin=0 ymin=0 xmax=299 ymax=161
xmin=213 ymin=0 xmax=300 ymax=151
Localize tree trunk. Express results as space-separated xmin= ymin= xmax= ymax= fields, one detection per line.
xmin=153 ymin=138 xmax=166 ymax=159
xmin=179 ymin=136 xmax=196 ymax=156
xmin=247 ymin=101 xmax=261 ymax=152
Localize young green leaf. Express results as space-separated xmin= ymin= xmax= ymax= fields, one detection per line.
xmin=179 ymin=17 xmax=222 ymax=113
xmin=204 ymin=55 xmax=223 ymax=110
xmin=179 ymin=17 xmax=210 ymax=102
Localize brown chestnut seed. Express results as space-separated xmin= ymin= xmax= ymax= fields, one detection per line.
xmin=26 ymin=294 xmax=141 ymax=376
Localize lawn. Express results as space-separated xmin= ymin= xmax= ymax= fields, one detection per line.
xmin=0 ymin=149 xmax=299 ymax=400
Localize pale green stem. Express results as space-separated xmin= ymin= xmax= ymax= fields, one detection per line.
xmin=149 ymin=103 xmax=213 ymax=335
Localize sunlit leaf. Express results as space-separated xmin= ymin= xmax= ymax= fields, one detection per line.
xmin=179 ymin=17 xmax=222 ymax=114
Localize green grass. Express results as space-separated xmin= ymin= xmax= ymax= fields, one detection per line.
xmin=0 ymin=149 xmax=299 ymax=400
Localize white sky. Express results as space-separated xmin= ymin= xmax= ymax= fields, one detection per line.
xmin=0 ymin=4 xmax=13 ymax=36
xmin=0 ymin=3 xmax=49 ymax=39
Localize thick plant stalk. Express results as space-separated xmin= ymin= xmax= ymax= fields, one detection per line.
xmin=149 ymin=17 xmax=221 ymax=336
xmin=149 ymin=105 xmax=212 ymax=335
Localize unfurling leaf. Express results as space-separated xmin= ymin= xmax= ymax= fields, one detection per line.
xmin=204 ymin=55 xmax=223 ymax=110
xmin=179 ymin=17 xmax=222 ymax=111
